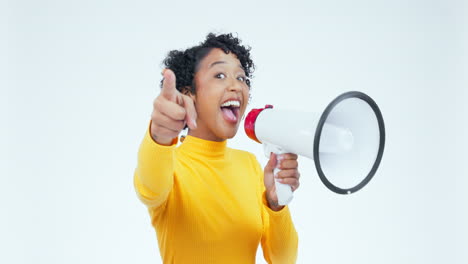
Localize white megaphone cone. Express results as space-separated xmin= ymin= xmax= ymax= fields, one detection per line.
xmin=244 ymin=91 xmax=385 ymax=206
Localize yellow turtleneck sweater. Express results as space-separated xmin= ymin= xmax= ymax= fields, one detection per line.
xmin=134 ymin=128 xmax=298 ymax=263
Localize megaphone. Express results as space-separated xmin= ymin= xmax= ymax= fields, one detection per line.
xmin=244 ymin=91 xmax=385 ymax=205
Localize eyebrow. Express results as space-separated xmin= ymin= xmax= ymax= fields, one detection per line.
xmin=209 ymin=61 xmax=244 ymax=70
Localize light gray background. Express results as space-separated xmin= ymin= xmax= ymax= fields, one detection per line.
xmin=2 ymin=0 xmax=467 ymax=263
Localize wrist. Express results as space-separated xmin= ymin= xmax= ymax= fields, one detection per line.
xmin=266 ymin=191 xmax=285 ymax=211
xmin=149 ymin=121 xmax=177 ymax=146
xmin=154 ymin=136 xmax=176 ymax=146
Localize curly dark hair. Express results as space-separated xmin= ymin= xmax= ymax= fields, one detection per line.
xmin=161 ymin=33 xmax=255 ymax=95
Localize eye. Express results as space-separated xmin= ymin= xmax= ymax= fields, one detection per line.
xmin=215 ymin=73 xmax=226 ymax=79
xmin=237 ymin=76 xmax=246 ymax=82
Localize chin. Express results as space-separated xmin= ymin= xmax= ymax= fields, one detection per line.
xmin=219 ymin=126 xmax=240 ymax=140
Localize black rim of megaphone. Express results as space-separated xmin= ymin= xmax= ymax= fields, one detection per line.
xmin=313 ymin=91 xmax=386 ymax=195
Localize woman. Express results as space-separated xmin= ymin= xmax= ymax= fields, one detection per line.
xmin=134 ymin=33 xmax=301 ymax=263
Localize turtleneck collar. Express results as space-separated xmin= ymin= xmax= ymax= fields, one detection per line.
xmin=177 ymin=135 xmax=228 ymax=159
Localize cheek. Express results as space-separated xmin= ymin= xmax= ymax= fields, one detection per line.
xmin=197 ymin=99 xmax=217 ymax=117
xmin=195 ymin=91 xmax=221 ymax=117
xmin=242 ymin=89 xmax=250 ymax=110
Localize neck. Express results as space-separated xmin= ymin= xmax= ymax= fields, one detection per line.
xmin=178 ymin=135 xmax=228 ymax=159
xmin=187 ymin=128 xmax=224 ymax=142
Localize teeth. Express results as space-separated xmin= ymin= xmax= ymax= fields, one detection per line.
xmin=221 ymin=100 xmax=240 ymax=107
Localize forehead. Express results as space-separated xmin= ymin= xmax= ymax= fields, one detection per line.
xmin=198 ymin=48 xmax=242 ymax=70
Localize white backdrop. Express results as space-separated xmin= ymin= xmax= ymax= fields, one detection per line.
xmin=2 ymin=0 xmax=467 ymax=263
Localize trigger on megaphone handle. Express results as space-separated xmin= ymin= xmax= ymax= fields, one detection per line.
xmin=263 ymin=143 xmax=294 ymax=206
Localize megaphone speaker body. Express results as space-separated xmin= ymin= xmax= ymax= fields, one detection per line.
xmin=245 ymin=91 xmax=385 ymax=205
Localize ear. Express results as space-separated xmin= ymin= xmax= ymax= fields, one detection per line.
xmin=181 ymin=87 xmax=196 ymax=101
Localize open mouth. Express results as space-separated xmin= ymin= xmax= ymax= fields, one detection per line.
xmin=220 ymin=100 xmax=241 ymax=123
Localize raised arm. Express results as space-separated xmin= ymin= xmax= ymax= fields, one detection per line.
xmin=134 ymin=69 xmax=197 ymax=208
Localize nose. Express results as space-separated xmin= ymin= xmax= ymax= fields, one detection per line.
xmin=227 ymin=77 xmax=243 ymax=92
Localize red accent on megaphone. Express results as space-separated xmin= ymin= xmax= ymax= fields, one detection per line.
xmin=244 ymin=104 xmax=274 ymax=143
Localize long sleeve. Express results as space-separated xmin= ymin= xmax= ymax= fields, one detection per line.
xmin=133 ymin=125 xmax=177 ymax=209
xmin=260 ymin=192 xmax=298 ymax=263
xmin=251 ymin=155 xmax=298 ymax=264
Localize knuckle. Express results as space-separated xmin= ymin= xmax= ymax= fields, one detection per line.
xmin=294 ymin=182 xmax=300 ymax=191
xmin=154 ymin=95 xmax=162 ymax=103
xmin=276 ymin=171 xmax=282 ymax=178
xmin=154 ymin=98 xmax=164 ymax=110
xmin=175 ymin=107 xmax=186 ymax=120
xmin=151 ymin=113 xmax=163 ymax=124
xmin=278 ymin=171 xmax=287 ymax=178
xmin=154 ymin=95 xmax=165 ymax=104
xmin=279 ymin=170 xmax=293 ymax=178
xmin=168 ymin=123 xmax=183 ymax=133
xmin=155 ymin=108 xmax=163 ymax=118
xmin=176 ymin=120 xmax=186 ymax=130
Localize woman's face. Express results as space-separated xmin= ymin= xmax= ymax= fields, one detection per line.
xmin=188 ymin=48 xmax=250 ymax=142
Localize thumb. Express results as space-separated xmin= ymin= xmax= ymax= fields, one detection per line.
xmin=264 ymin=152 xmax=277 ymax=184
xmin=265 ymin=152 xmax=277 ymax=172
xmin=161 ymin=69 xmax=178 ymax=101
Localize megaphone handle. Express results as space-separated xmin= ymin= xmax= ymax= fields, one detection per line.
xmin=263 ymin=143 xmax=294 ymax=206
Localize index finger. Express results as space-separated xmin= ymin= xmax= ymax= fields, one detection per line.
xmin=161 ymin=69 xmax=177 ymax=101
xmin=278 ymin=153 xmax=298 ymax=160
xmin=181 ymin=94 xmax=198 ymax=130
